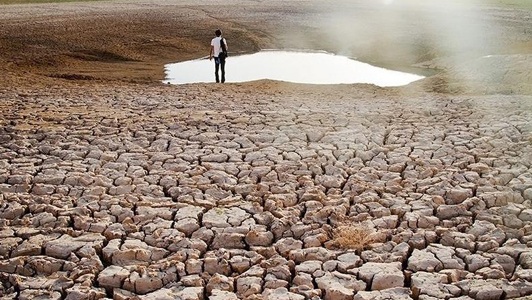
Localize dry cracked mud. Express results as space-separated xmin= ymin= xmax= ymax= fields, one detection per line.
xmin=1 ymin=0 xmax=532 ymax=300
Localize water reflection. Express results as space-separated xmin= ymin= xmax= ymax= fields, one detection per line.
xmin=164 ymin=50 xmax=425 ymax=86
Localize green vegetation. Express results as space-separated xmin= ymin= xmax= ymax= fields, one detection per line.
xmin=0 ymin=0 xmax=101 ymax=4
xmin=2 ymin=0 xmax=531 ymax=9
xmin=487 ymin=0 xmax=532 ymax=9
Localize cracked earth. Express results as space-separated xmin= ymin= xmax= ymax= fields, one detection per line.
xmin=1 ymin=81 xmax=531 ymax=300
xmin=1 ymin=0 xmax=532 ymax=299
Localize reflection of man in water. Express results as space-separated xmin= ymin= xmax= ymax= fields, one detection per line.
xmin=209 ymin=29 xmax=227 ymax=83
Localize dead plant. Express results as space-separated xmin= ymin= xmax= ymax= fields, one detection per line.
xmin=328 ymin=223 xmax=375 ymax=251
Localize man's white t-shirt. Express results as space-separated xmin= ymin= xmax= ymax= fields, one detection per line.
xmin=211 ymin=36 xmax=227 ymax=57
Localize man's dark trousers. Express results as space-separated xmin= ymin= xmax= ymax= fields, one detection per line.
xmin=215 ymin=57 xmax=226 ymax=83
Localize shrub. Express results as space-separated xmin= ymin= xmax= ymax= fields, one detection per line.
xmin=329 ymin=224 xmax=374 ymax=251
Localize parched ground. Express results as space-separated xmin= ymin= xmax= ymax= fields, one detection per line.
xmin=1 ymin=1 xmax=532 ymax=300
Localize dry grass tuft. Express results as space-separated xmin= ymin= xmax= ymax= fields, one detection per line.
xmin=329 ymin=224 xmax=375 ymax=251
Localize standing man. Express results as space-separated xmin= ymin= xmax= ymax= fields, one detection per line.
xmin=209 ymin=29 xmax=227 ymax=83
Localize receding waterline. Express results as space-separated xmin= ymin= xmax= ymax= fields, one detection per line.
xmin=163 ymin=50 xmax=425 ymax=87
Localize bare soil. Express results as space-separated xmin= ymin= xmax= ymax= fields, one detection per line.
xmin=0 ymin=0 xmax=530 ymax=92
xmin=1 ymin=1 xmax=532 ymax=300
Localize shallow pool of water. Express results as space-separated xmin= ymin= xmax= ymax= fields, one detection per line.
xmin=163 ymin=50 xmax=425 ymax=86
